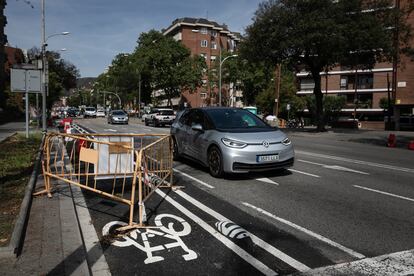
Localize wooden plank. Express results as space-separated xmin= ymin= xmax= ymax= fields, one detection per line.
xmin=79 ymin=147 xmax=99 ymax=164
xmin=109 ymin=142 xmax=131 ymax=154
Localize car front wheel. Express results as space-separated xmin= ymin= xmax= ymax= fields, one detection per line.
xmin=208 ymin=146 xmax=223 ymax=178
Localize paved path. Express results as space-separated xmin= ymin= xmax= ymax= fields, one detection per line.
xmin=0 ymin=122 xmax=38 ymax=142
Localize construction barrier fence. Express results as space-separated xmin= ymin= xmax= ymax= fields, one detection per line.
xmin=34 ymin=132 xmax=174 ymax=230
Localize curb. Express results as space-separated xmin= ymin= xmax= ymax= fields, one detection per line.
xmin=0 ymin=133 xmax=45 ymax=258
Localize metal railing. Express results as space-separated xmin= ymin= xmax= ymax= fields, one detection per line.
xmin=35 ymin=132 xmax=173 ymax=230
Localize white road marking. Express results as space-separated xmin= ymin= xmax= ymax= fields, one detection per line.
xmin=104 ymin=128 xmax=117 ymax=132
xmin=296 ymin=150 xmax=414 ymax=173
xmin=175 ymin=190 xmax=310 ymax=272
xmin=242 ymin=202 xmax=365 ymax=260
xmin=173 ymin=168 xmax=215 ymax=189
xmin=256 ymin=178 xmax=279 ymax=186
xmin=301 ymin=249 xmax=414 ymax=276
xmin=155 ymin=189 xmax=278 ymax=276
xmin=298 ymin=159 xmax=369 ymax=175
xmin=353 ymin=185 xmax=414 ymax=203
xmin=288 ymin=169 xmax=320 ymax=178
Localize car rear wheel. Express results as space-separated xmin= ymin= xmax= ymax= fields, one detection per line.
xmin=144 ymin=119 xmax=149 ymax=126
xmin=208 ymin=146 xmax=223 ymax=178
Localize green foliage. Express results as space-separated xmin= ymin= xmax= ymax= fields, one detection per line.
xmin=242 ymin=0 xmax=413 ymax=130
xmin=133 ymin=30 xmax=206 ymax=107
xmin=255 ymin=65 xmax=304 ymax=117
xmin=306 ymin=95 xmax=346 ymax=124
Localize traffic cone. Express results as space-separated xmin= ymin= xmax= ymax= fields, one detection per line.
xmin=408 ymin=140 xmax=414 ymax=150
xmin=387 ymin=133 xmax=396 ymax=147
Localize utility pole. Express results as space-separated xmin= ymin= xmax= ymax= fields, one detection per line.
xmin=41 ymin=0 xmax=47 ymax=132
xmin=274 ymin=64 xmax=281 ymax=116
xmin=138 ymin=72 xmax=141 ymax=117
xmin=0 ymin=0 xmax=7 ymax=108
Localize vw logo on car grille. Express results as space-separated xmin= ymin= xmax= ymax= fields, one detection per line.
xmin=262 ymin=140 xmax=270 ymax=148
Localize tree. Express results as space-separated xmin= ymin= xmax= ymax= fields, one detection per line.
xmin=133 ymin=30 xmax=206 ymax=107
xmin=242 ymin=0 xmax=413 ymax=131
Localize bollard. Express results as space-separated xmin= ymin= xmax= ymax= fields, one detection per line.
xmin=387 ymin=133 xmax=396 ymax=147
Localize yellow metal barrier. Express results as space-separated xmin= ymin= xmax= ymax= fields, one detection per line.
xmin=35 ymin=132 xmax=174 ymax=230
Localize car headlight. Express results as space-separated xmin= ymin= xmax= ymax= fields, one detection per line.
xmin=282 ymin=137 xmax=291 ymax=146
xmin=221 ymin=138 xmax=247 ymax=148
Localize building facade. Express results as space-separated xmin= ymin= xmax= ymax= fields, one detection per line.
xmin=163 ymin=18 xmax=242 ymax=108
xmin=295 ymin=0 xmax=414 ymax=130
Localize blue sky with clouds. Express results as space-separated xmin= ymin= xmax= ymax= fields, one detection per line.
xmin=5 ymin=0 xmax=263 ymax=77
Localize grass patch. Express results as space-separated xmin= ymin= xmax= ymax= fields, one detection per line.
xmin=0 ymin=133 xmax=42 ymax=246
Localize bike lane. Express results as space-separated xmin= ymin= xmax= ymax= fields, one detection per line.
xmin=80 ymin=174 xmax=334 ymax=275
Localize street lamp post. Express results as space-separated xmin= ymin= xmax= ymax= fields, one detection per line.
xmin=218 ymin=54 xmax=238 ymax=106
xmin=40 ymin=0 xmax=70 ymax=132
xmin=103 ymin=91 xmax=121 ymax=107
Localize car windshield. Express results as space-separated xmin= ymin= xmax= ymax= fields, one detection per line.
xmin=86 ymin=108 xmax=95 ymax=111
xmin=205 ymin=109 xmax=271 ymax=131
xmin=160 ymin=110 xmax=174 ymax=115
xmin=112 ymin=111 xmax=126 ymax=116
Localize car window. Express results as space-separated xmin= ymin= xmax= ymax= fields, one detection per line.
xmin=179 ymin=110 xmax=190 ymax=126
xmin=205 ymin=109 xmax=269 ymax=129
xmin=112 ymin=111 xmax=125 ymax=115
xmin=160 ymin=110 xmax=174 ymax=115
xmin=189 ymin=110 xmax=204 ymax=127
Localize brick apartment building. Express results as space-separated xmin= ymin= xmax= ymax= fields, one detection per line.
xmin=163 ymin=18 xmax=242 ymax=108
xmin=295 ymin=0 xmax=414 ymax=130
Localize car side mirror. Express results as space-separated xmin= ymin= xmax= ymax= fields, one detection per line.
xmin=192 ymin=124 xmax=203 ymax=132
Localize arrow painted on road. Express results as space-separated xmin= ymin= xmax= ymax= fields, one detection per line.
xmin=298 ymin=159 xmax=369 ymax=175
xmin=255 ymin=178 xmax=279 ymax=186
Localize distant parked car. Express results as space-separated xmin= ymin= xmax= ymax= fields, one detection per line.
xmin=66 ymin=108 xmax=80 ymax=117
xmin=84 ymin=107 xmax=97 ymax=118
xmin=96 ymin=109 xmax=106 ymax=117
xmin=171 ymin=107 xmax=294 ymax=178
xmin=145 ymin=108 xmax=175 ymax=127
xmin=108 ymin=110 xmax=129 ymax=124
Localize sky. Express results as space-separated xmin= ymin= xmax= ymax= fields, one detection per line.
xmin=5 ymin=0 xmax=263 ymax=78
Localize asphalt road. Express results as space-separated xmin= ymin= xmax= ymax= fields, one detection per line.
xmin=72 ymin=117 xmax=414 ymax=275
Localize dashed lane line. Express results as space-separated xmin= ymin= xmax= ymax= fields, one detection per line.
xmin=256 ymin=178 xmax=279 ymax=186
xmin=298 ymin=159 xmax=369 ymax=175
xmin=173 ymin=169 xmax=215 ymax=189
xmin=296 ymin=150 xmax=414 ymax=174
xmin=242 ymin=202 xmax=365 ymax=260
xmin=174 ymin=189 xmax=310 ymax=272
xmin=288 ymin=169 xmax=320 ymax=178
xmin=353 ymin=185 xmax=414 ymax=203
xmin=155 ymin=189 xmax=278 ymax=276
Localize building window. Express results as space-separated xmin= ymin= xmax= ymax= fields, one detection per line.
xmin=201 ymin=40 xmax=208 ymax=47
xmin=340 ymin=76 xmax=348 ymax=90
xmin=211 ymin=42 xmax=217 ymax=49
xmin=341 ymin=74 xmax=373 ymax=90
xmin=299 ymin=78 xmax=315 ymax=91
xmin=200 ymin=93 xmax=207 ymax=99
xmin=211 ymin=30 xmax=217 ymax=37
xmin=210 ymin=55 xmax=216 ymax=62
xmin=200 ymin=27 xmax=208 ymax=34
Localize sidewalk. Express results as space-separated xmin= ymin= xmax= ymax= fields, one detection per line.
xmin=0 ymin=122 xmax=38 ymax=142
xmin=0 ymin=136 xmax=110 ymax=275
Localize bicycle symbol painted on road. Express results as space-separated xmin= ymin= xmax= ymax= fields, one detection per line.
xmin=102 ymin=214 xmax=198 ymax=264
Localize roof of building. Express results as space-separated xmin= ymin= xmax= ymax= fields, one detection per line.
xmin=163 ymin=17 xmax=241 ymax=40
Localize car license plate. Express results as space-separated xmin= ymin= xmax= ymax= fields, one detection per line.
xmin=257 ymin=154 xmax=279 ymax=162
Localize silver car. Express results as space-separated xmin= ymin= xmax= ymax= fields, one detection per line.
xmin=171 ymin=107 xmax=294 ymax=177
xmin=107 ymin=110 xmax=129 ymax=124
